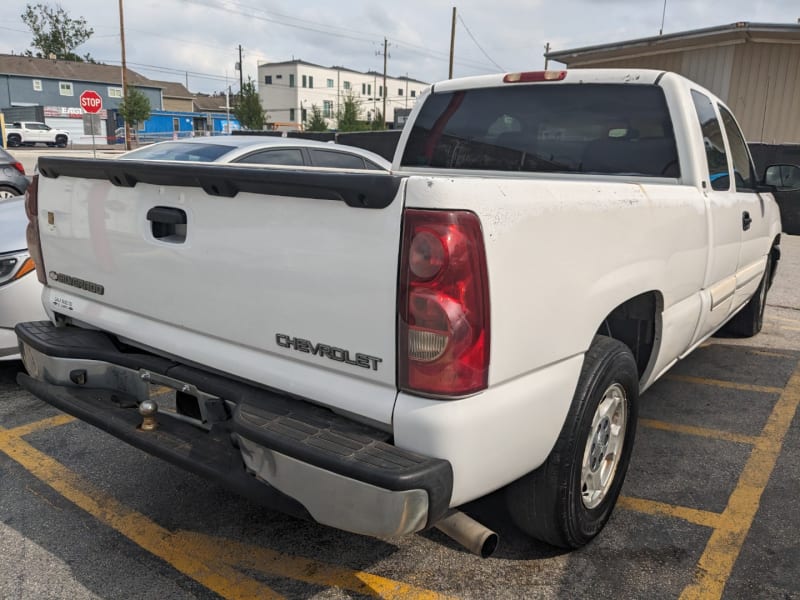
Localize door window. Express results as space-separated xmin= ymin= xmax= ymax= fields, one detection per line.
xmin=691 ymin=90 xmax=729 ymax=191
xmin=235 ymin=148 xmax=305 ymax=166
xmin=309 ymin=149 xmax=366 ymax=169
xmin=718 ymin=105 xmax=755 ymax=191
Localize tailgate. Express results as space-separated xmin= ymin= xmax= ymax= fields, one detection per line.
xmin=35 ymin=158 xmax=405 ymax=425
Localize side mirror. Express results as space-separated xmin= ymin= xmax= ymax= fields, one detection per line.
xmin=764 ymin=164 xmax=800 ymax=192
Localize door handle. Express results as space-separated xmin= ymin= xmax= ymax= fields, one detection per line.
xmin=742 ymin=211 xmax=752 ymax=231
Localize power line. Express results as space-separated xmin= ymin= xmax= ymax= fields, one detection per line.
xmin=457 ymin=14 xmax=504 ymax=71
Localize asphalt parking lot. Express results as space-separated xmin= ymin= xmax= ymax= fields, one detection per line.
xmin=1 ymin=237 xmax=799 ymax=599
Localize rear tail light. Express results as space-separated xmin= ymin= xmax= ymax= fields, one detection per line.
xmin=24 ymin=174 xmax=47 ymax=284
xmin=398 ymin=209 xmax=490 ymax=397
xmin=12 ymin=161 xmax=25 ymax=175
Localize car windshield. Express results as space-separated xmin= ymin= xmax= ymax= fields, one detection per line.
xmin=121 ymin=142 xmax=234 ymax=162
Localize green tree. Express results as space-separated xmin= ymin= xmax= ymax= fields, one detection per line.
xmin=233 ymin=77 xmax=266 ymax=130
xmin=336 ymin=93 xmax=368 ymax=132
xmin=118 ymin=86 xmax=151 ymax=139
xmin=21 ymin=3 xmax=94 ymax=62
xmin=304 ymin=104 xmax=328 ymax=132
xmin=370 ymin=109 xmax=384 ymax=131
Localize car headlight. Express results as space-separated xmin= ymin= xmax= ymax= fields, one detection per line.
xmin=0 ymin=251 xmax=36 ymax=287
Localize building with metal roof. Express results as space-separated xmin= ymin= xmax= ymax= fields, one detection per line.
xmin=546 ymin=22 xmax=800 ymax=143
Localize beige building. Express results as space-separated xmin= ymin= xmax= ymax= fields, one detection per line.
xmin=257 ymin=59 xmax=427 ymax=130
xmin=151 ymin=80 xmax=194 ymax=112
xmin=546 ymin=22 xmax=800 ymax=143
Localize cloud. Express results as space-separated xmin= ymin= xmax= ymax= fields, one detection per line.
xmin=1 ymin=0 xmax=797 ymax=93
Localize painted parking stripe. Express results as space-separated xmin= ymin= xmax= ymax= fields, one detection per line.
xmin=0 ymin=423 xmax=283 ymax=599
xmin=664 ymin=374 xmax=783 ymax=395
xmin=617 ymin=496 xmax=723 ymax=529
xmin=680 ymin=362 xmax=800 ymax=599
xmin=0 ymin=419 xmax=451 ymax=600
xmin=639 ymin=418 xmax=759 ymax=446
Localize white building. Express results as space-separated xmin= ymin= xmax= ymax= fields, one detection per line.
xmin=257 ymin=59 xmax=427 ymax=130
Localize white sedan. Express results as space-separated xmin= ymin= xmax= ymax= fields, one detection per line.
xmin=119 ymin=136 xmax=392 ymax=170
xmin=0 ymin=196 xmax=47 ymax=360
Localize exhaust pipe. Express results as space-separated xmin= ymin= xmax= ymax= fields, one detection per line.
xmin=434 ymin=510 xmax=499 ymax=558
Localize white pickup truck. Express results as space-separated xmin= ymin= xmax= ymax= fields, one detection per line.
xmin=16 ymin=69 xmax=792 ymax=555
xmin=6 ymin=121 xmax=70 ymax=147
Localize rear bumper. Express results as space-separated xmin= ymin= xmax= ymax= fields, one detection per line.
xmin=15 ymin=321 xmax=453 ymax=537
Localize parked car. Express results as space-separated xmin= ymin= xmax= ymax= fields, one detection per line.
xmin=6 ymin=121 xmax=70 ymax=148
xmin=0 ymin=148 xmax=29 ymax=199
xmin=118 ymin=136 xmax=391 ymax=170
xmin=0 ymin=195 xmax=46 ymax=361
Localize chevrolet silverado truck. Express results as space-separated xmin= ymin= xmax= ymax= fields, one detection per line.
xmin=6 ymin=121 xmax=69 ymax=147
xmin=16 ymin=69 xmax=792 ymax=555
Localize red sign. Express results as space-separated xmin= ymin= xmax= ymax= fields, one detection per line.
xmin=79 ymin=90 xmax=103 ymax=114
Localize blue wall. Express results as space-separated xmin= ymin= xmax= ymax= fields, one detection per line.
xmin=121 ymin=110 xmax=241 ymax=141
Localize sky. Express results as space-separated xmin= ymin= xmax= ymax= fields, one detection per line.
xmin=1 ymin=0 xmax=798 ymax=94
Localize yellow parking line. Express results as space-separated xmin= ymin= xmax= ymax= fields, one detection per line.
xmin=680 ymin=362 xmax=800 ymax=599
xmin=0 ymin=419 xmax=450 ymax=599
xmin=639 ymin=418 xmax=759 ymax=446
xmin=1 ymin=414 xmax=75 ymax=438
xmin=617 ymin=496 xmax=722 ymax=529
xmin=780 ymin=325 xmax=800 ymax=332
xmin=664 ymin=374 xmax=783 ymax=395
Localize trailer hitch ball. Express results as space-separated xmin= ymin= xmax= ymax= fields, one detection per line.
xmin=139 ymin=399 xmax=159 ymax=431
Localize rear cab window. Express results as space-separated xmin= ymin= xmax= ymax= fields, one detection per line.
xmin=718 ymin=105 xmax=755 ymax=191
xmin=690 ymin=90 xmax=729 ymax=191
xmin=401 ymin=83 xmax=680 ymax=177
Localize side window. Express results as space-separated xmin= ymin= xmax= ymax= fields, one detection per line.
xmin=309 ymin=149 xmax=366 ymax=169
xmin=691 ymin=90 xmax=729 ymax=191
xmin=718 ymin=105 xmax=754 ymax=191
xmin=235 ymin=149 xmax=305 ymax=166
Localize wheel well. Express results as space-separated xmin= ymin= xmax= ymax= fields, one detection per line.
xmin=596 ymin=291 xmax=661 ymax=377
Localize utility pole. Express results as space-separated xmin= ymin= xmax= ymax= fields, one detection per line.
xmin=449 ymin=7 xmax=456 ymax=79
xmin=238 ymin=45 xmax=244 ymax=97
xmin=659 ymin=0 xmax=667 ymax=35
xmin=382 ymin=37 xmax=388 ymax=129
xmin=544 ymin=42 xmax=550 ymax=69
xmin=118 ymin=0 xmax=130 ymax=150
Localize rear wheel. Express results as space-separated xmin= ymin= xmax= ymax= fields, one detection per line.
xmin=506 ymin=335 xmax=638 ymax=548
xmin=0 ymin=185 xmax=21 ymax=198
xmin=720 ymin=254 xmax=772 ymax=338
xmin=7 ymin=134 xmax=21 ymax=147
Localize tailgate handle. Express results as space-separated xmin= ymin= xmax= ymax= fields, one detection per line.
xmin=147 ymin=206 xmax=187 ymax=242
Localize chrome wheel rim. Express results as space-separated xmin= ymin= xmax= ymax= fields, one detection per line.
xmin=0 ymin=190 xmax=17 ymax=199
xmin=581 ymin=382 xmax=627 ymax=509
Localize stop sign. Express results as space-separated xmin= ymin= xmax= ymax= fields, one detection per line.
xmin=80 ymin=90 xmax=103 ymax=114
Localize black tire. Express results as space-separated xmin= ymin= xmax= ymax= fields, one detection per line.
xmin=7 ymin=134 xmax=21 ymax=147
xmin=720 ymin=254 xmax=772 ymax=338
xmin=55 ymin=135 xmax=68 ymax=148
xmin=0 ymin=185 xmax=22 ymax=198
xmin=506 ymin=335 xmax=639 ymax=548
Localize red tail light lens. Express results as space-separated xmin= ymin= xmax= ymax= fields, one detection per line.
xmin=503 ymin=70 xmax=567 ymax=83
xmin=398 ymin=209 xmax=490 ymax=397
xmin=12 ymin=161 xmax=25 ymax=175
xmin=24 ymin=174 xmax=47 ymax=284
